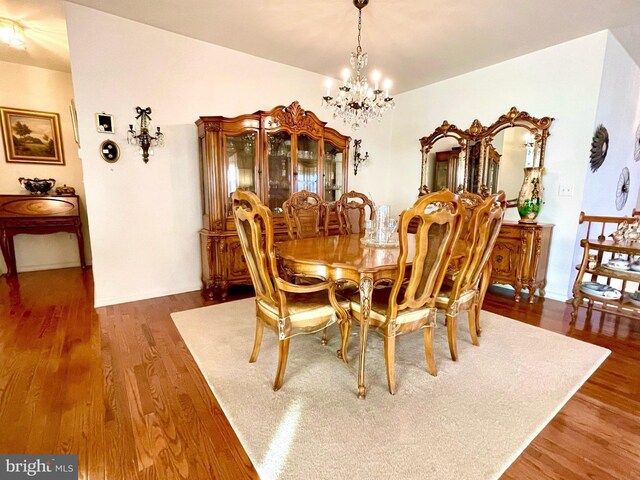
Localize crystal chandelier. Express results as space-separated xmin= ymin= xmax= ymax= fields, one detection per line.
xmin=322 ymin=0 xmax=394 ymax=130
xmin=0 ymin=18 xmax=26 ymax=49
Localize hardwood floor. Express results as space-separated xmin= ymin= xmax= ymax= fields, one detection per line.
xmin=0 ymin=268 xmax=638 ymax=479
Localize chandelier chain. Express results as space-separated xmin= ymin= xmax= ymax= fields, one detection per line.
xmin=357 ymin=8 xmax=362 ymax=54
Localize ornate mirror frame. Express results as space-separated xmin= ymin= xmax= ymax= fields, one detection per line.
xmin=418 ymin=121 xmax=471 ymax=195
xmin=418 ymin=107 xmax=554 ymax=204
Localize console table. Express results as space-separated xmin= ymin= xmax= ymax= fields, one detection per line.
xmin=0 ymin=194 xmax=86 ymax=276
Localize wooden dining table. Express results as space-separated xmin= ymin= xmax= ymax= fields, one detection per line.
xmin=276 ymin=233 xmax=418 ymax=399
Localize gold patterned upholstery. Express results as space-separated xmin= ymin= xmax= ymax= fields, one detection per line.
xmin=336 ymin=191 xmax=375 ymax=235
xmin=283 ymin=190 xmax=329 ymax=240
xmin=232 ymin=190 xmax=349 ymax=391
xmin=435 ymin=192 xmax=506 ymax=361
xmin=348 ymin=189 xmax=463 ymax=394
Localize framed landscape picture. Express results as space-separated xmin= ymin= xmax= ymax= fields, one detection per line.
xmin=0 ymin=107 xmax=65 ymax=165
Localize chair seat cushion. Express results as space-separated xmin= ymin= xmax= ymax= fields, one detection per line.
xmin=435 ymin=287 xmax=476 ymax=309
xmin=349 ymin=287 xmax=436 ymax=329
xmin=258 ymin=291 xmax=350 ymax=328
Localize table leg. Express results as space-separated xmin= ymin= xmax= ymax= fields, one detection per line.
xmin=0 ymin=229 xmax=17 ymax=276
xmin=74 ymin=220 xmax=87 ymax=270
xmin=357 ymin=275 xmax=373 ymax=399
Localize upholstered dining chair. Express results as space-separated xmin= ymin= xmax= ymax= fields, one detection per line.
xmin=335 ymin=191 xmax=375 ymax=235
xmin=283 ymin=190 xmax=329 ymax=240
xmin=232 ymin=190 xmax=349 ymax=391
xmin=435 ymin=191 xmax=506 ymax=361
xmin=347 ymin=190 xmax=463 ymax=394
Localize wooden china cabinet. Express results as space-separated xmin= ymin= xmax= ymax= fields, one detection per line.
xmin=196 ymin=101 xmax=350 ymax=299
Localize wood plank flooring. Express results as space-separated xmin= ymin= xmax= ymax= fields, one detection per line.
xmin=0 ymin=267 xmax=638 ymax=479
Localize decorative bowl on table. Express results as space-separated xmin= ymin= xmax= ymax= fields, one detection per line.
xmin=18 ymin=177 xmax=56 ymax=195
xmin=54 ymin=184 xmax=76 ymax=196
xmin=580 ymin=281 xmax=621 ymax=300
xmin=629 ymin=291 xmax=640 ymax=307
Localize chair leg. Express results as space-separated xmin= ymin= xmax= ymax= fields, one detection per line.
xmin=475 ymin=302 xmax=482 ymax=337
xmin=423 ymin=326 xmax=437 ymax=376
xmin=446 ymin=313 xmax=458 ymax=361
xmin=468 ymin=306 xmax=479 ymax=346
xmin=338 ymin=319 xmax=352 ymax=366
xmin=273 ymin=338 xmax=291 ymax=391
xmin=383 ymin=334 xmax=396 ymax=395
xmin=249 ymin=317 xmax=264 ymax=363
xmin=321 ymin=327 xmax=328 ymax=345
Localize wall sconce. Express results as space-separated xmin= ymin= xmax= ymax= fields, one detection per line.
xmin=127 ymin=106 xmax=164 ymax=163
xmin=0 ymin=18 xmax=26 ymax=49
xmin=353 ymin=139 xmax=369 ymax=176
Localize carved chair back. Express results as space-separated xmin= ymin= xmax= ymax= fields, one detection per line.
xmin=335 ymin=191 xmax=375 ymax=235
xmin=283 ymin=190 xmax=329 ymax=239
xmin=232 ymin=190 xmax=280 ymax=307
xmin=387 ymin=190 xmax=463 ymax=319
xmin=457 ymin=189 xmax=485 ymax=244
xmin=452 ymin=192 xmax=506 ymax=296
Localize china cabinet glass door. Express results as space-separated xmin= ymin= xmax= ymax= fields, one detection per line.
xmin=267 ymin=131 xmax=292 ymax=212
xmin=323 ymin=141 xmax=344 ymax=202
xmin=296 ymin=134 xmax=319 ymax=194
xmin=225 ymin=132 xmax=257 ymax=214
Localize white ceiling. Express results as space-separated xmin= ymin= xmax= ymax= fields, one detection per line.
xmin=3 ymin=0 xmax=640 ymax=92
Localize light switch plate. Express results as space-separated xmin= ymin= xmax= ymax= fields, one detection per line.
xmin=558 ymin=183 xmax=574 ymax=197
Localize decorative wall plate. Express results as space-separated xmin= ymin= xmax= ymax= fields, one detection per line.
xmin=616 ymin=167 xmax=630 ymax=211
xmin=589 ymin=124 xmax=608 ymax=172
xmin=100 ymin=139 xmax=120 ymax=163
xmin=635 ymin=124 xmax=640 ymax=162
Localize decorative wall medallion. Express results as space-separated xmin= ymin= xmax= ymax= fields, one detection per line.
xmin=589 ymin=124 xmax=608 ymax=172
xmin=96 ymin=112 xmax=115 ymax=133
xmin=100 ymin=139 xmax=120 ymax=163
xmin=635 ymin=124 xmax=640 ymax=162
xmin=616 ymin=167 xmax=630 ymax=211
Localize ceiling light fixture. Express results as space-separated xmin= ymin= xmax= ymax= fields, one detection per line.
xmin=0 ymin=18 xmax=26 ymax=50
xmin=322 ymin=0 xmax=394 ymax=130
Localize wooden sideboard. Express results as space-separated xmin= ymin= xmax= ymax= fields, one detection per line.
xmin=0 ymin=194 xmax=86 ymax=275
xmin=489 ymin=221 xmax=553 ymax=302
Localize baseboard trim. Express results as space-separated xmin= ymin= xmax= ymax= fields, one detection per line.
xmin=94 ymin=283 xmax=202 ymax=308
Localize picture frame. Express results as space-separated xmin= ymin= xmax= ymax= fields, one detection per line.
xmin=0 ymin=107 xmax=65 ymax=165
xmin=69 ymin=99 xmax=80 ymax=148
xmin=96 ymin=113 xmax=114 ymax=134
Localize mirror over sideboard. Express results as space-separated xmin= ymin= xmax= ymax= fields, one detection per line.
xmin=418 ymin=107 xmax=554 ymax=214
xmin=418 ymin=107 xmax=555 ymax=303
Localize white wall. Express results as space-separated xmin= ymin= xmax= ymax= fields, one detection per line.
xmin=580 ymin=32 xmax=640 ymax=217
xmin=0 ymin=60 xmax=89 ymax=274
xmin=390 ymin=33 xmax=609 ymax=301
xmin=64 ymin=3 xmax=393 ymax=307
xmin=570 ymin=32 xmax=640 ymax=292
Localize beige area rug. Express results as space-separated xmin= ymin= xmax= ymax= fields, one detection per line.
xmin=171 ymin=298 xmax=609 ymax=480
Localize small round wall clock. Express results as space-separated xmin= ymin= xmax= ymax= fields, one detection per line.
xmin=589 ymin=124 xmax=609 ymax=172
xmin=100 ymin=139 xmax=120 ymax=163
xmin=615 ymin=167 xmax=630 ymax=211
